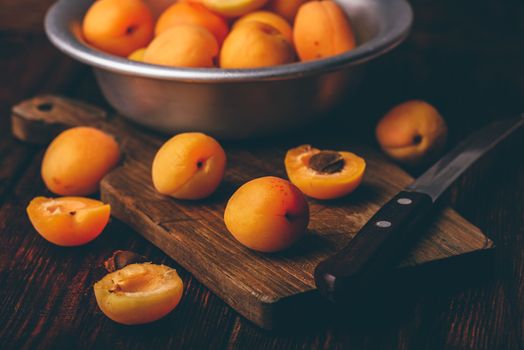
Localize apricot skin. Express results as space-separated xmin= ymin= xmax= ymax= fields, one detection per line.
xmin=41 ymin=127 xmax=120 ymax=196
xmin=376 ymin=100 xmax=448 ymax=164
xmin=285 ymin=145 xmax=366 ymax=200
xmin=293 ymin=0 xmax=356 ymax=61
xmin=234 ymin=11 xmax=293 ymax=43
xmin=224 ymin=176 xmax=309 ymax=253
xmin=155 ymin=2 xmax=229 ymax=45
xmin=27 ymin=197 xmax=110 ymax=246
xmin=152 ymin=132 xmax=226 ymax=200
xmin=144 ymin=25 xmax=219 ymax=68
xmin=220 ymin=21 xmax=295 ymax=69
xmin=94 ymin=263 xmax=183 ymax=325
xmin=267 ymin=0 xmax=309 ymax=22
xmin=128 ymin=48 xmax=146 ymax=61
xmin=82 ymin=0 xmax=154 ymax=57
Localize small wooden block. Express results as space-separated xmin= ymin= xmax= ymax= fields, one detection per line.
xmin=12 ymin=96 xmax=494 ymax=329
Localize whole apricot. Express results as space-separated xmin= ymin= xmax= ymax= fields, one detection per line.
xmin=234 ymin=11 xmax=293 ymax=43
xmin=41 ymin=127 xmax=120 ymax=196
xmin=285 ymin=145 xmax=366 ymax=200
xmin=220 ymin=21 xmax=295 ymax=68
xmin=202 ymin=0 xmax=269 ymax=17
xmin=82 ymin=0 xmax=154 ymax=57
xmin=152 ymin=132 xmax=226 ymax=200
xmin=27 ymin=196 xmax=111 ymax=246
xmin=376 ymin=100 xmax=448 ymax=164
xmin=224 ymin=176 xmax=309 ymax=253
xmin=155 ymin=2 xmax=229 ymax=45
xmin=294 ymin=0 xmax=356 ymax=61
xmin=267 ymin=0 xmax=309 ymax=22
xmin=128 ymin=47 xmax=146 ymax=61
xmin=94 ymin=263 xmax=183 ymax=325
xmin=143 ymin=25 xmax=219 ymax=68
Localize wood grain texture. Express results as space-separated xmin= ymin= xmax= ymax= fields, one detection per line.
xmin=12 ymin=96 xmax=493 ymax=329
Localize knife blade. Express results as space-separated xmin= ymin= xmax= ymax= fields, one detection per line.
xmin=314 ymin=115 xmax=524 ymax=302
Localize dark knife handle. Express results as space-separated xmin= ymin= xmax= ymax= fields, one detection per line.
xmin=314 ymin=190 xmax=433 ymax=302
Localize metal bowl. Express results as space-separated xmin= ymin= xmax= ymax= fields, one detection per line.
xmin=45 ymin=0 xmax=412 ymax=138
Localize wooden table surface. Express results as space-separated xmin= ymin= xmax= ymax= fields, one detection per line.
xmin=1 ymin=1 xmax=523 ymax=349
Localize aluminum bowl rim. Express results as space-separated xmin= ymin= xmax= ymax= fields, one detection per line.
xmin=44 ymin=0 xmax=413 ymax=83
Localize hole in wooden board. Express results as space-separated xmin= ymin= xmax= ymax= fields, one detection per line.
xmin=37 ymin=102 xmax=53 ymax=112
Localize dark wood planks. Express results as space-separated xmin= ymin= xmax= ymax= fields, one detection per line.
xmin=11 ymin=96 xmax=493 ymax=329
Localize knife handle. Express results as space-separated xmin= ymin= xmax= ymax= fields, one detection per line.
xmin=314 ymin=190 xmax=433 ymax=302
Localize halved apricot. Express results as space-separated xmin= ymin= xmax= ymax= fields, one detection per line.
xmin=285 ymin=145 xmax=366 ymax=200
xmin=26 ymin=197 xmax=111 ymax=246
xmin=152 ymin=132 xmax=226 ymax=200
xmin=94 ymin=263 xmax=183 ymax=325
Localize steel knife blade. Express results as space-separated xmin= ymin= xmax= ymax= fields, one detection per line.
xmin=314 ymin=115 xmax=524 ymax=302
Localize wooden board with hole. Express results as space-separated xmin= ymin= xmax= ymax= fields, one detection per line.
xmin=11 ymin=95 xmax=494 ymax=329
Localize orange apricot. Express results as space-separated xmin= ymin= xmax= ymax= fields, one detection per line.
xmin=220 ymin=21 xmax=295 ymax=68
xmin=27 ymin=196 xmax=110 ymax=246
xmin=234 ymin=11 xmax=293 ymax=43
xmin=82 ymin=0 xmax=154 ymax=57
xmin=202 ymin=0 xmax=269 ymax=18
xmin=224 ymin=176 xmax=309 ymax=252
xmin=94 ymin=263 xmax=183 ymax=325
xmin=285 ymin=145 xmax=366 ymax=200
xmin=143 ymin=25 xmax=219 ymax=67
xmin=293 ymin=0 xmax=356 ymax=61
xmin=267 ymin=0 xmax=309 ymax=22
xmin=155 ymin=2 xmax=229 ymax=45
xmin=376 ymin=100 xmax=448 ymax=164
xmin=128 ymin=47 xmax=146 ymax=61
xmin=41 ymin=127 xmax=120 ymax=196
xmin=152 ymin=132 xmax=226 ymax=200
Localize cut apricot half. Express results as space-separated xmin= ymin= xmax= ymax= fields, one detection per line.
xmin=285 ymin=145 xmax=366 ymax=200
xmin=26 ymin=197 xmax=111 ymax=246
xmin=94 ymin=263 xmax=183 ymax=325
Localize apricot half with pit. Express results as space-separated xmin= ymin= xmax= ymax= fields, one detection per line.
xmin=152 ymin=132 xmax=226 ymax=200
xmin=376 ymin=100 xmax=448 ymax=164
xmin=224 ymin=176 xmax=309 ymax=253
xmin=27 ymin=196 xmax=111 ymax=246
xmin=94 ymin=263 xmax=183 ymax=325
xmin=285 ymin=145 xmax=366 ymax=200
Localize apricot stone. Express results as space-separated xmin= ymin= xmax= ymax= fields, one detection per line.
xmin=294 ymin=0 xmax=356 ymax=61
xmin=376 ymin=100 xmax=448 ymax=164
xmin=224 ymin=176 xmax=309 ymax=253
xmin=82 ymin=0 xmax=154 ymax=57
xmin=41 ymin=127 xmax=120 ymax=196
xmin=152 ymin=132 xmax=226 ymax=200
xmin=220 ymin=21 xmax=295 ymax=68
xmin=143 ymin=25 xmax=219 ymax=68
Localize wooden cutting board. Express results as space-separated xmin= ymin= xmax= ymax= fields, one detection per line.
xmin=12 ymin=95 xmax=493 ymax=329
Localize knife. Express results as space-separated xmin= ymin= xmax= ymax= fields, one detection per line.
xmin=314 ymin=115 xmax=524 ymax=302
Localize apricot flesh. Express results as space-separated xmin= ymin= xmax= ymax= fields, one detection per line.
xmin=285 ymin=145 xmax=366 ymax=200
xmin=27 ymin=197 xmax=110 ymax=246
xmin=376 ymin=100 xmax=448 ymax=164
xmin=94 ymin=263 xmax=183 ymax=325
xmin=293 ymin=0 xmax=356 ymax=61
xmin=82 ymin=0 xmax=154 ymax=57
xmin=41 ymin=127 xmax=120 ymax=196
xmin=143 ymin=25 xmax=219 ymax=68
xmin=155 ymin=2 xmax=229 ymax=45
xmin=220 ymin=21 xmax=295 ymax=68
xmin=234 ymin=11 xmax=293 ymax=43
xmin=224 ymin=176 xmax=309 ymax=253
xmin=202 ymin=0 xmax=269 ymax=18
xmin=152 ymin=132 xmax=226 ymax=200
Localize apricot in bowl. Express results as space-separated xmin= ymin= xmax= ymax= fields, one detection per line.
xmin=224 ymin=176 xmax=309 ymax=253
xmin=94 ymin=263 xmax=183 ymax=325
xmin=41 ymin=127 xmax=120 ymax=196
xmin=27 ymin=196 xmax=110 ymax=246
xmin=152 ymin=132 xmax=226 ymax=200
xmin=285 ymin=145 xmax=366 ymax=200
